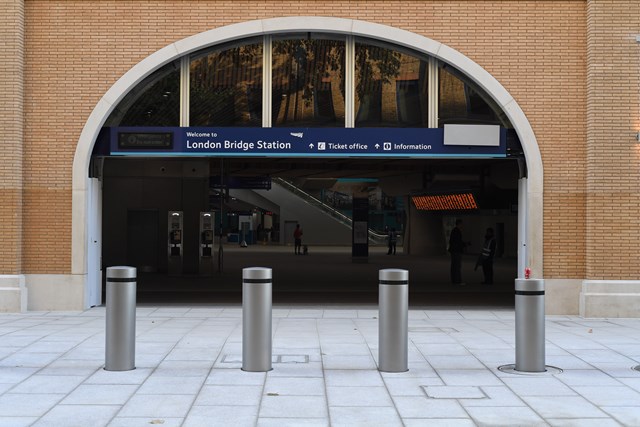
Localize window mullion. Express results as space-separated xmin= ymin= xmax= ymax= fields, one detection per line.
xmin=263 ymin=35 xmax=272 ymax=128
xmin=428 ymin=57 xmax=438 ymax=128
xmin=345 ymin=35 xmax=355 ymax=128
xmin=180 ymin=56 xmax=190 ymax=127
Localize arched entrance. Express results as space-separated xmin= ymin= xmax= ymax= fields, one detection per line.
xmin=73 ymin=17 xmax=542 ymax=308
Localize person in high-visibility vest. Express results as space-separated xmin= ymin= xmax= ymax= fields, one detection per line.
xmin=479 ymin=227 xmax=497 ymax=285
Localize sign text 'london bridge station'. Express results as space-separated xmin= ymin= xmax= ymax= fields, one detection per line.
xmin=111 ymin=126 xmax=506 ymax=158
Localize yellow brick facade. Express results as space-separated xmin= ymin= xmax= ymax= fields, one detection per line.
xmin=1 ymin=1 xmax=639 ymax=310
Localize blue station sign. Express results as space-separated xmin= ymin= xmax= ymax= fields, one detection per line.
xmin=110 ymin=126 xmax=506 ymax=158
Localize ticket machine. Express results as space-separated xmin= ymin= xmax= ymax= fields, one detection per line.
xmin=168 ymin=211 xmax=183 ymax=275
xmin=199 ymin=211 xmax=215 ymax=276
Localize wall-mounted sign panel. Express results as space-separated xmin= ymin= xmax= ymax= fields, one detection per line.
xmin=412 ymin=193 xmax=479 ymax=211
xmin=110 ymin=127 xmax=506 ymax=158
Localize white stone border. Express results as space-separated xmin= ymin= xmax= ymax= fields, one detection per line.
xmin=72 ymin=17 xmax=544 ymax=306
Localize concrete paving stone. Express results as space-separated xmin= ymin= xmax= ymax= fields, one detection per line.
xmin=322 ymin=310 xmax=358 ymax=318
xmin=0 ymin=383 xmax=14 ymax=394
xmin=424 ymin=310 xmax=465 ymax=320
xmin=264 ymin=376 xmax=325 ymax=396
xmin=206 ymin=368 xmax=266 ymax=385
xmin=414 ymin=343 xmax=471 ymax=356
xmin=118 ymin=394 xmax=196 ymax=418
xmin=0 ymin=367 xmax=39 ymax=384
xmin=593 ymin=363 xmax=640 ymax=378
xmin=108 ymin=417 xmax=183 ymax=427
xmin=557 ymin=369 xmax=625 ymax=387
xmin=501 ymin=377 xmax=577 ymax=396
xmin=404 ymin=419 xmax=476 ymax=427
xmin=319 ymin=343 xmax=372 ymax=356
xmin=522 ymin=396 xmax=610 ymax=419
xmin=329 ymin=406 xmax=402 ymax=427
xmin=546 ymin=355 xmax=596 ymax=369
xmin=287 ymin=309 xmax=324 ymax=318
xmin=437 ymin=369 xmax=504 ymax=386
xmin=357 ymin=309 xmax=378 ymax=319
xmin=85 ymin=367 xmax=153 ymax=385
xmin=572 ymin=385 xmax=640 ymax=406
xmin=22 ymin=340 xmax=79 ymax=353
xmin=219 ymin=308 xmax=242 ymax=318
xmin=183 ymin=405 xmax=257 ymax=427
xmin=10 ymin=375 xmax=85 ymax=394
xmin=546 ymin=418 xmax=623 ymax=427
xmin=426 ymin=355 xmax=487 ymax=370
xmin=32 ymin=405 xmax=120 ymax=427
xmin=137 ymin=375 xmax=205 ymax=395
xmin=570 ymin=349 xmax=638 ymax=365
xmin=164 ymin=347 xmax=221 ymax=362
xmin=259 ymin=395 xmax=328 ymax=418
xmin=0 ymin=393 xmax=64 ymax=417
xmin=383 ymin=376 xmax=444 ymax=396
xmin=257 ymin=418 xmax=329 ymax=426
xmin=194 ymin=384 xmax=262 ymax=406
xmin=459 ymin=385 xmax=525 ymax=407
xmin=618 ymin=377 xmax=640 ymax=392
xmin=602 ymin=406 xmax=640 ymax=426
xmin=62 ymin=384 xmax=137 ymax=405
xmin=423 ymin=385 xmax=487 ymax=399
xmin=0 ymin=417 xmax=38 ymax=427
xmin=0 ymin=352 xmax=61 ymax=368
xmin=324 ymin=369 xmax=384 ymax=387
xmin=466 ymin=406 xmax=547 ymax=426
xmin=153 ymin=360 xmax=213 ymax=377
xmin=327 ymin=385 xmax=393 ymax=407
xmin=322 ymin=354 xmax=377 ymax=370
xmin=267 ymin=361 xmax=324 ymax=378
xmin=393 ymin=396 xmax=468 ymax=418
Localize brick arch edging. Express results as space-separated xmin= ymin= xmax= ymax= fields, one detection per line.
xmin=71 ymin=17 xmax=543 ymax=293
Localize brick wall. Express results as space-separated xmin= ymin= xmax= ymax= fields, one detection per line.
xmin=586 ymin=0 xmax=640 ymax=279
xmin=0 ymin=0 xmax=24 ymax=274
xmin=14 ymin=1 xmax=590 ymax=277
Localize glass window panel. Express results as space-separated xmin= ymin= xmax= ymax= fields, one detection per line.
xmin=355 ymin=39 xmax=429 ymax=127
xmin=272 ymin=33 xmax=345 ymax=127
xmin=190 ymin=39 xmax=263 ymax=127
xmin=105 ymin=61 xmax=180 ymax=127
xmin=438 ymin=63 xmax=510 ymax=127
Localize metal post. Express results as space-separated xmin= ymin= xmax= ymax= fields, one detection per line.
xmin=515 ymin=278 xmax=545 ymax=372
xmin=379 ymin=269 xmax=409 ymax=372
xmin=242 ymin=267 xmax=272 ymax=372
xmin=105 ymin=266 xmax=136 ymax=371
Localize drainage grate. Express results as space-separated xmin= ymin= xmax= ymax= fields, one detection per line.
xmin=497 ymin=364 xmax=563 ymax=376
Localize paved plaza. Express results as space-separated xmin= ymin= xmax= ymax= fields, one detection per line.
xmin=0 ymin=305 xmax=639 ymax=426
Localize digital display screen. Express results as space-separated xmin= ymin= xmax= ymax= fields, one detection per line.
xmin=118 ymin=132 xmax=173 ymax=149
xmin=412 ymin=193 xmax=478 ymax=211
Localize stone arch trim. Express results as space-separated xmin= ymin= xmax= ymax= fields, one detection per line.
xmin=72 ymin=16 xmax=543 ymax=277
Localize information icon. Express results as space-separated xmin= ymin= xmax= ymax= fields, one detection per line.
xmin=383 ymin=142 xmax=392 ymax=151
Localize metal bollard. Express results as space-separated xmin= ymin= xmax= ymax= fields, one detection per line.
xmin=242 ymin=267 xmax=272 ymax=372
xmin=105 ymin=266 xmax=136 ymax=371
xmin=515 ymin=278 xmax=545 ymax=372
xmin=378 ymin=269 xmax=409 ymax=373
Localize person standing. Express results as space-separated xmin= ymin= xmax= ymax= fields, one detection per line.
xmin=480 ymin=227 xmax=497 ymax=284
xmin=387 ymin=227 xmax=397 ymax=255
xmin=448 ymin=219 xmax=467 ymax=285
xmin=293 ymin=224 xmax=303 ymax=255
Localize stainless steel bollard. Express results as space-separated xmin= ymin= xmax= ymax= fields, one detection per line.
xmin=379 ymin=269 xmax=409 ymax=373
xmin=242 ymin=267 xmax=272 ymax=372
xmin=105 ymin=266 xmax=136 ymax=371
xmin=515 ymin=278 xmax=545 ymax=372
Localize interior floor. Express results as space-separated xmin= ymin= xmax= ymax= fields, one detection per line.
xmin=106 ymin=245 xmax=517 ymax=306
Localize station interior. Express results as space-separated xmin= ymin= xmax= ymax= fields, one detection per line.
xmin=95 ymin=155 xmax=520 ymax=306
